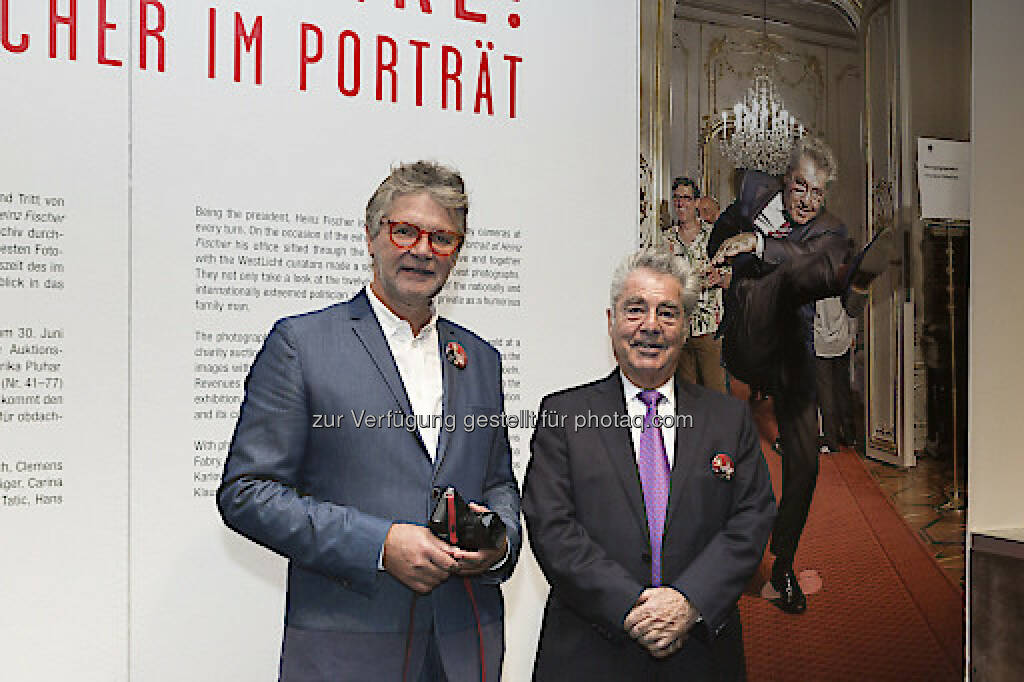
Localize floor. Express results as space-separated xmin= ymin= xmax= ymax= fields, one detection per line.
xmin=727 ymin=377 xmax=966 ymax=588
xmin=860 ymin=453 xmax=966 ymax=588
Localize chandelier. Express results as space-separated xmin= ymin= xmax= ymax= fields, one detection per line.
xmin=716 ymin=2 xmax=807 ymax=174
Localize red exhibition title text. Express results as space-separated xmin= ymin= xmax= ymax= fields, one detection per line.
xmin=1 ymin=0 xmax=525 ymax=119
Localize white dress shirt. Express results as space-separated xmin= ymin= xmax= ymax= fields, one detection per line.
xmin=814 ymin=296 xmax=856 ymax=358
xmin=368 ymin=286 xmax=511 ymax=571
xmin=753 ymin=192 xmax=790 ymax=258
xmin=620 ymin=371 xmax=704 ymax=621
xmin=366 ymin=285 xmax=443 ymax=460
xmin=620 ymin=372 xmax=677 ymax=469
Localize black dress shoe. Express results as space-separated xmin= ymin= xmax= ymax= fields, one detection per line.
xmin=842 ymin=229 xmax=894 ymax=317
xmin=845 ymin=229 xmax=894 ymax=291
xmin=839 ymin=227 xmax=897 ymax=315
xmin=770 ymin=569 xmax=807 ymax=614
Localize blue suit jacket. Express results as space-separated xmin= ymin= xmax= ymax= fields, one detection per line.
xmin=218 ymin=290 xmax=521 ymax=681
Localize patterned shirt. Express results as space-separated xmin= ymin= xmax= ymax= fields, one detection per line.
xmin=667 ymin=220 xmax=725 ymax=337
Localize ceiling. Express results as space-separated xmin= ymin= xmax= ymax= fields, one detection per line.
xmin=675 ymin=0 xmax=864 ymax=43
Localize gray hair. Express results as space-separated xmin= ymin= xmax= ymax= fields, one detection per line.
xmin=365 ymin=160 xmax=469 ymax=239
xmin=609 ymin=247 xmax=699 ymax=318
xmin=787 ymin=136 xmax=838 ymax=185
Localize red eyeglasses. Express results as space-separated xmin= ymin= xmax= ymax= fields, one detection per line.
xmin=381 ymin=219 xmax=463 ymax=256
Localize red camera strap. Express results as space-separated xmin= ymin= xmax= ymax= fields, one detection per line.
xmin=463 ymin=576 xmax=487 ymax=682
xmin=402 ymin=491 xmax=487 ymax=682
xmin=446 ymin=492 xmax=458 ymax=545
xmin=402 ymin=596 xmax=418 ymax=682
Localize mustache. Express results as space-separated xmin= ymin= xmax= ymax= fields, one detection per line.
xmin=629 ymin=334 xmax=666 ymax=349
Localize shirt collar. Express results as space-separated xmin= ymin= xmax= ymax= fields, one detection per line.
xmin=670 ymin=219 xmax=711 ymax=240
xmin=768 ymin=192 xmax=787 ymax=221
xmin=365 ymin=285 xmax=437 ymax=340
xmin=620 ymin=370 xmax=676 ymax=409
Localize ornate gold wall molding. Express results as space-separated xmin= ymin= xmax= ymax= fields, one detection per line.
xmin=640 ymin=0 xmax=672 ymax=246
xmin=701 ymin=30 xmax=828 ymax=200
xmin=859 ymin=0 xmax=891 ymax=30
xmin=705 ymin=34 xmax=825 ymax=116
xmin=835 ymin=62 xmax=861 ymax=86
xmin=871 ymin=179 xmax=895 ymax=232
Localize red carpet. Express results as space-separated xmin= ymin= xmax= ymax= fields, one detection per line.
xmin=740 ymin=399 xmax=964 ymax=681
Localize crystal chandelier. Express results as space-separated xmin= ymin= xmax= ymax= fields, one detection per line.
xmin=716 ymin=2 xmax=807 ymax=174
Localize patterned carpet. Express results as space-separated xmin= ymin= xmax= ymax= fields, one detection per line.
xmin=862 ymin=456 xmax=966 ymax=589
xmin=739 ymin=431 xmax=964 ymax=681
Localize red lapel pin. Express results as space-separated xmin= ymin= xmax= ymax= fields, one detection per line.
xmin=445 ymin=341 xmax=468 ymax=369
xmin=711 ymin=453 xmax=735 ymax=481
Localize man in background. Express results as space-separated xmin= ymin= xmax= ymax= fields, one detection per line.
xmin=697 ymin=196 xmax=722 ymax=224
xmin=814 ymin=296 xmax=857 ymax=454
xmin=709 ymin=138 xmax=891 ymax=614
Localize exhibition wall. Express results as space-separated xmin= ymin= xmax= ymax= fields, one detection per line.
xmin=0 ymin=2 xmax=639 ymax=679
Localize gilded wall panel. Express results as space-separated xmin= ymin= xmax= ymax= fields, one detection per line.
xmin=864 ymin=2 xmax=899 ymax=453
xmin=699 ymin=25 xmax=828 ymax=203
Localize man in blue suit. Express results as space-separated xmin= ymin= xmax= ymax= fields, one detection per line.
xmin=218 ymin=160 xmax=521 ymax=681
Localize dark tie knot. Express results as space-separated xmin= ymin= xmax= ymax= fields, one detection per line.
xmin=638 ymin=390 xmax=663 ymax=409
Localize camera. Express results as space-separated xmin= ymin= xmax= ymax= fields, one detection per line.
xmin=428 ymin=486 xmax=506 ymax=550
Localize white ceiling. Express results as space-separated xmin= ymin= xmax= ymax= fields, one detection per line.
xmin=675 ymin=0 xmax=860 ymax=44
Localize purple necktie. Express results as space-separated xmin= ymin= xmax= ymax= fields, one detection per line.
xmin=636 ymin=390 xmax=671 ymax=586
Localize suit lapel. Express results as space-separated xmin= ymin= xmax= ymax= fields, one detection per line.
xmin=348 ymin=291 xmax=427 ymax=454
xmin=788 ymin=216 xmax=813 ymax=242
xmin=592 ymin=370 xmax=649 ymax=540
xmin=433 ymin=319 xmax=460 ymax=474
xmin=664 ymin=379 xmax=709 ymax=535
xmin=743 ymin=170 xmax=782 ymax=221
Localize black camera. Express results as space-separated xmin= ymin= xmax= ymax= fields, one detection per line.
xmin=428 ymin=486 xmax=506 ymax=550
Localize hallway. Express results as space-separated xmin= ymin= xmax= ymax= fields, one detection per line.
xmin=740 ymin=397 xmax=964 ymax=680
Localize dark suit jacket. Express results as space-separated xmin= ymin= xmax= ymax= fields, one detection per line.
xmin=522 ymin=371 xmax=775 ymax=681
xmin=709 ymin=170 xmax=850 ymax=396
xmin=708 ymin=170 xmax=848 ymax=279
xmin=218 ymin=290 xmax=521 ymax=681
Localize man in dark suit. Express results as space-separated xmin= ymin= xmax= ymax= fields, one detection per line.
xmin=523 ymin=248 xmax=776 ymax=681
xmin=707 ymin=138 xmax=890 ymax=614
xmin=218 ymin=161 xmax=521 ymax=681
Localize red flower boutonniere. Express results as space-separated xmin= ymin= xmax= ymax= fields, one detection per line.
xmin=445 ymin=341 xmax=468 ymax=369
xmin=711 ymin=453 xmax=735 ymax=481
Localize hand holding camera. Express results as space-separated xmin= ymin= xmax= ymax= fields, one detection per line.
xmin=382 ymin=523 xmax=457 ymax=594
xmin=428 ymin=487 xmax=508 ymax=576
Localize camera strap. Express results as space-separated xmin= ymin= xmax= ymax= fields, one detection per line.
xmin=401 ymin=595 xmax=418 ymax=682
xmin=447 ymin=492 xmax=459 ymax=546
xmin=401 ymin=587 xmax=486 ymax=682
xmin=402 ymin=492 xmax=488 ymax=682
xmin=444 ymin=489 xmax=488 ymax=682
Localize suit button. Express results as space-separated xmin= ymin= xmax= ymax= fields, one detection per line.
xmin=641 ymin=552 xmax=652 ymax=564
